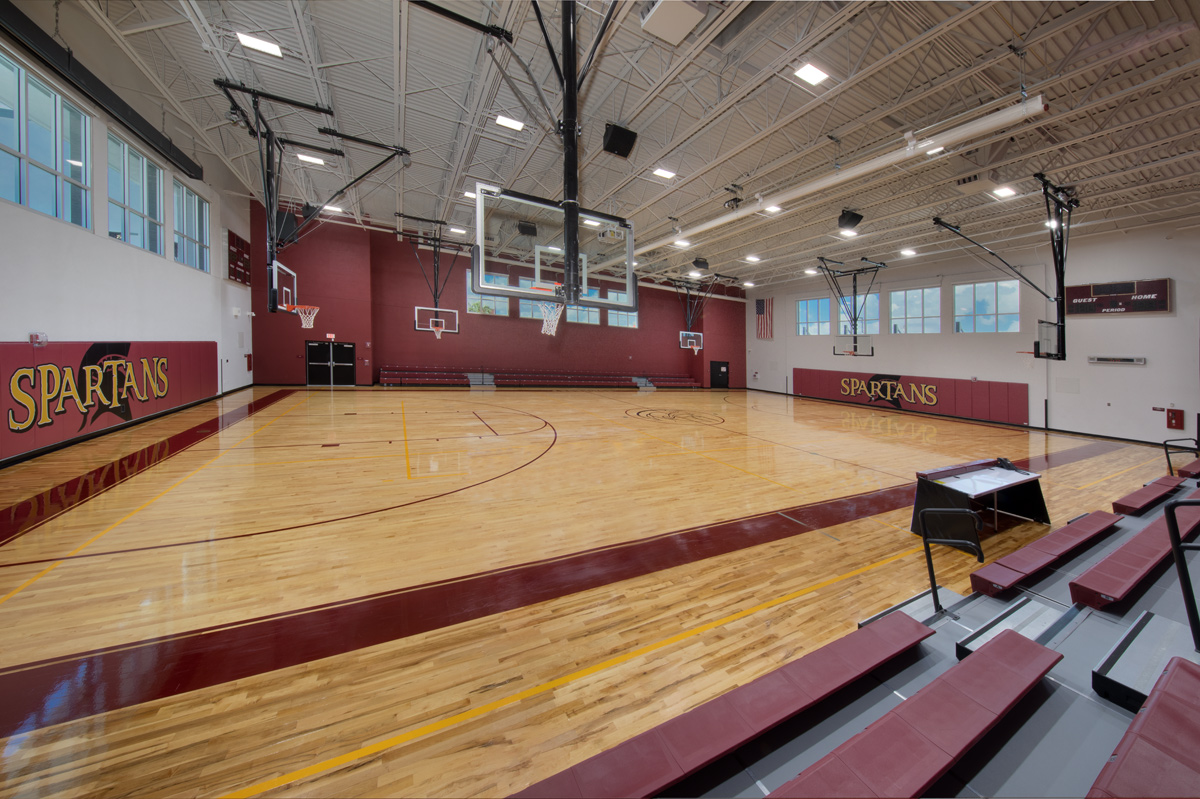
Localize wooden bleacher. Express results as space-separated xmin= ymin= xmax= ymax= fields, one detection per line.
xmin=770 ymin=630 xmax=1062 ymax=798
xmin=1088 ymin=657 xmax=1200 ymax=797
xmin=511 ymin=611 xmax=934 ymax=799
xmin=970 ymin=510 xmax=1123 ymax=597
xmin=1070 ymin=486 xmax=1200 ymax=609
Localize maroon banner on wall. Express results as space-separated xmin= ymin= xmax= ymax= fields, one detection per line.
xmin=793 ymin=367 xmax=1028 ymax=426
xmin=1 ymin=341 xmax=218 ymax=463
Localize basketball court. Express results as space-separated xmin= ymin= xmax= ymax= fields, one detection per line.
xmin=0 ymin=385 xmax=1164 ymax=796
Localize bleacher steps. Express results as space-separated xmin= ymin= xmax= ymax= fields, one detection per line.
xmin=858 ymin=586 xmax=966 ymax=627
xmin=1093 ymin=610 xmax=1200 ymax=712
xmin=955 ymin=595 xmax=1066 ymax=660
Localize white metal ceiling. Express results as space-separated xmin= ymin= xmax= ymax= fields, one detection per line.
xmin=61 ymin=0 xmax=1200 ymax=287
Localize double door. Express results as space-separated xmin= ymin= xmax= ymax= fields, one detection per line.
xmin=306 ymin=341 xmax=356 ymax=386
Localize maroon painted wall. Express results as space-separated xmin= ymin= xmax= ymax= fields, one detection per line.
xmin=2 ymin=340 xmax=217 ymax=463
xmin=251 ymin=208 xmax=746 ymax=385
xmin=794 ymin=367 xmax=1028 ymax=425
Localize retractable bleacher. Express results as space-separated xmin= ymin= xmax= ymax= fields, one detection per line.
xmin=378 ymin=365 xmax=471 ymax=386
xmin=512 ymin=611 xmax=934 ymax=799
xmin=770 ymin=629 xmax=1062 ymax=798
xmin=970 ymin=511 xmax=1123 ymax=597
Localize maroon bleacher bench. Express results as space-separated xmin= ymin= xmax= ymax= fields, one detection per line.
xmin=511 ymin=611 xmax=934 ymax=799
xmin=971 ymin=511 xmax=1123 ymax=596
xmin=1113 ymin=476 xmax=1186 ymax=515
xmin=1070 ymin=488 xmax=1200 ymax=609
xmin=770 ymin=629 xmax=1062 ymax=798
xmin=1088 ymin=657 xmax=1200 ymax=797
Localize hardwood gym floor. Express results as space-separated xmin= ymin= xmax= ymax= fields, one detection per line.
xmin=0 ymin=386 xmax=1165 ymax=797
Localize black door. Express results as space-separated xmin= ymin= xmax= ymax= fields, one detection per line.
xmin=710 ymin=360 xmax=729 ymax=389
xmin=307 ymin=341 xmax=357 ymax=386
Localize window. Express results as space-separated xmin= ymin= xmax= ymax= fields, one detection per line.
xmin=954 ymin=279 xmax=1019 ymax=333
xmin=890 ymin=287 xmax=941 ymax=333
xmin=796 ymin=297 xmax=831 ymax=335
xmin=607 ymin=290 xmax=637 ymax=328
xmin=566 ymin=288 xmax=600 ymax=324
xmin=518 ymin=277 xmax=542 ymax=319
xmin=467 ymin=269 xmax=509 ymax=315
xmin=837 ymin=293 xmax=880 ymax=335
xmin=173 ymin=180 xmax=209 ymax=271
xmin=0 ymin=50 xmax=90 ymax=227
xmin=108 ymin=134 xmax=163 ymax=253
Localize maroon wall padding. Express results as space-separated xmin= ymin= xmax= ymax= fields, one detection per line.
xmin=792 ymin=368 xmax=1029 ymax=425
xmin=1 ymin=340 xmax=217 ymax=464
xmin=250 ymin=207 xmax=746 ymax=385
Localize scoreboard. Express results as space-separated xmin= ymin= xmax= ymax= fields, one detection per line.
xmin=1064 ymin=278 xmax=1171 ymax=315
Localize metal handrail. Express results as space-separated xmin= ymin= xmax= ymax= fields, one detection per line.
xmin=1163 ymin=499 xmax=1200 ymax=652
xmin=1162 ymin=437 xmax=1199 ymax=477
xmin=918 ymin=507 xmax=984 ymax=616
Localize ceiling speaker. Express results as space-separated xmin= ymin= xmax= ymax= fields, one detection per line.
xmin=602 ymin=123 xmax=637 ymax=158
xmin=517 ymin=220 xmax=538 ymax=237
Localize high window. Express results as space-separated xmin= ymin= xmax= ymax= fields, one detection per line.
xmin=837 ymin=293 xmax=880 ymax=335
xmin=0 ymin=50 xmax=90 ymax=227
xmin=796 ymin=297 xmax=831 ymax=335
xmin=607 ymin=290 xmax=637 ymax=328
xmin=890 ymin=288 xmax=941 ymax=333
xmin=172 ymin=180 xmax=209 ymax=271
xmin=467 ymin=269 xmax=509 ymax=315
xmin=108 ymin=134 xmax=163 ymax=253
xmin=566 ymin=288 xmax=600 ymax=324
xmin=954 ymin=279 xmax=1019 ymax=332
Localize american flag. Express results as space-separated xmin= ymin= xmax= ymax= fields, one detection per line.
xmin=755 ymin=298 xmax=773 ymax=339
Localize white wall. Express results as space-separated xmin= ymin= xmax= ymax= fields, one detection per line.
xmin=746 ymin=223 xmax=1200 ymax=444
xmin=0 ymin=37 xmax=253 ymax=396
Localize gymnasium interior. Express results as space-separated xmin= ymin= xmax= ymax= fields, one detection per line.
xmin=3 ymin=1 xmax=1200 ymax=796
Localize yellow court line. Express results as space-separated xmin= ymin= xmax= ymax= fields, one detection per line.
xmin=400 ymin=400 xmax=413 ymax=480
xmin=1073 ymin=454 xmax=1165 ymax=491
xmin=0 ymin=396 xmax=311 ymax=608
xmin=221 ymin=544 xmax=924 ymax=798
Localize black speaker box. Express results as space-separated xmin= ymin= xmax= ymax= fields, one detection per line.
xmin=602 ymin=123 xmax=637 ymax=158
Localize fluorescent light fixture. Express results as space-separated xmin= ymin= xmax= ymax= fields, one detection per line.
xmin=495 ymin=115 xmax=525 ymax=131
xmin=583 ymin=219 xmax=601 ymax=227
xmin=674 ymin=239 xmax=691 ymax=248
xmin=926 ymin=146 xmax=944 ymax=155
xmin=66 ymin=159 xmax=83 ymax=167
xmin=839 ymin=229 xmax=858 ymax=237
xmin=688 ymin=270 xmax=703 ymax=278
xmin=805 ymin=268 xmax=818 ymax=275
xmin=743 ymin=280 xmax=755 ymax=287
xmin=632 ymin=260 xmax=639 ymax=266
xmin=745 ymin=255 xmax=761 ymax=262
xmin=449 ymin=227 xmax=467 ymax=234
xmin=653 ymin=167 xmax=676 ymax=179
xmin=548 ymin=245 xmax=563 ymax=252
xmin=1045 ymin=219 xmax=1058 ymax=229
xmin=464 ymin=191 xmax=476 ymax=199
xmin=992 ymin=186 xmax=1016 ymax=198
xmin=794 ymin=63 xmax=829 ymax=86
xmin=237 ymin=32 xmax=283 ymax=58
xmin=900 ymin=248 xmax=916 ymax=257
xmin=323 ymin=205 xmax=342 ymax=213
xmin=297 ymin=153 xmax=325 ymax=165
xmin=765 ymin=205 xmax=781 ymax=213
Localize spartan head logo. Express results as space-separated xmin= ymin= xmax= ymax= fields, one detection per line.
xmin=79 ymin=342 xmax=133 ymax=430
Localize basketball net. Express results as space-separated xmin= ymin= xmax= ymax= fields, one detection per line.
xmin=430 ymin=320 xmax=445 ymax=340
xmin=287 ymin=305 xmax=320 ymax=328
xmin=690 ymin=344 xmax=700 ymax=355
xmin=540 ymin=302 xmax=564 ymax=336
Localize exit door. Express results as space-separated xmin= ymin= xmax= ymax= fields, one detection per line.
xmin=710 ymin=360 xmax=729 ymax=389
xmin=306 ymin=341 xmax=356 ymax=386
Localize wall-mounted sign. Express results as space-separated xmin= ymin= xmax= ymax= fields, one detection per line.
xmin=1065 ymin=278 xmax=1172 ymax=315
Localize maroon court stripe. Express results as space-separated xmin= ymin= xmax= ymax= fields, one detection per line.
xmin=0 ymin=390 xmax=297 ymax=548
xmin=0 ymin=438 xmax=1131 ymax=737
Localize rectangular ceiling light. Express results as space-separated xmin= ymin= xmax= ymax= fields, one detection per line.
xmin=297 ymin=153 xmax=325 ymax=165
xmin=495 ymin=115 xmax=525 ymax=131
xmin=794 ymin=63 xmax=829 ymax=85
xmin=583 ymin=219 xmax=601 ymax=227
xmin=653 ymin=167 xmax=676 ymax=179
xmin=764 ymin=205 xmax=781 ymax=214
xmin=450 ymin=227 xmax=467 ymax=234
xmin=745 ymin=255 xmax=761 ymax=262
xmin=237 ymin=32 xmax=283 ymax=58
xmin=464 ymin=191 xmax=477 ymax=199
xmin=993 ymin=186 xmax=1016 ymax=198
xmin=323 ymin=205 xmax=342 ymax=213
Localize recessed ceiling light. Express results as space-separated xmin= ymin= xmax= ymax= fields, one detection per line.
xmin=805 ymin=268 xmax=818 ymax=275
xmin=674 ymin=239 xmax=691 ymax=248
xmin=653 ymin=167 xmax=676 ymax=179
xmin=926 ymin=146 xmax=944 ymax=155
xmin=450 ymin=227 xmax=467 ymax=234
xmin=745 ymin=255 xmax=761 ymax=262
xmin=901 ymin=249 xmax=916 ymax=257
xmin=583 ymin=219 xmax=601 ymax=227
xmin=839 ymin=229 xmax=858 ymax=237
xmin=743 ymin=280 xmax=755 ymax=287
xmin=464 ymin=191 xmax=476 ymax=199
xmin=688 ymin=270 xmax=703 ymax=278
xmin=993 ymin=186 xmax=1016 ymax=198
xmin=495 ymin=115 xmax=525 ymax=131
xmin=548 ymin=245 xmax=563 ymax=252
xmin=765 ymin=205 xmax=781 ymax=214
xmin=794 ymin=63 xmax=829 ymax=85
xmin=237 ymin=32 xmax=283 ymax=58
xmin=323 ymin=205 xmax=342 ymax=213
xmin=297 ymin=153 xmax=325 ymax=165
